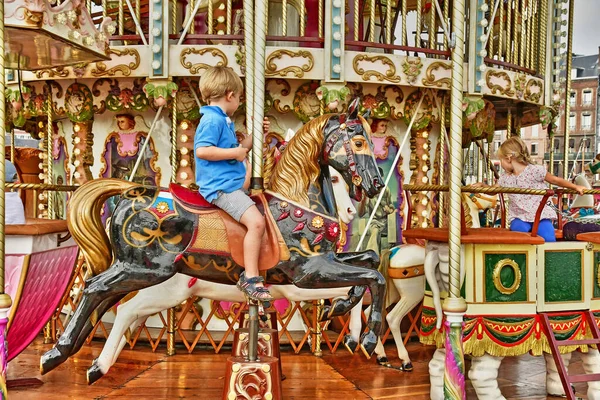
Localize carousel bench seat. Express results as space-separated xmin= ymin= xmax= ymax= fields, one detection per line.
xmin=575 ymin=231 xmax=600 ymax=244
xmin=403 ymin=227 xmax=545 ymax=245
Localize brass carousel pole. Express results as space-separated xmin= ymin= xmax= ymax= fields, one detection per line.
xmin=444 ymin=0 xmax=467 ymax=397
xmin=166 ymin=89 xmax=178 ymax=357
xmin=0 ymin=0 xmax=13 ymax=396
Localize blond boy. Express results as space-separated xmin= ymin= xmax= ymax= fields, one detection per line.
xmin=195 ymin=66 xmax=273 ymax=301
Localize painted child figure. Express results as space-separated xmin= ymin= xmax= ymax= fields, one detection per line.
xmin=474 ymin=136 xmax=585 ymax=242
xmin=195 ymin=66 xmax=273 ymax=302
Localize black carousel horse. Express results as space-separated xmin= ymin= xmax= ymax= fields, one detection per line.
xmin=40 ymin=99 xmax=387 ymax=375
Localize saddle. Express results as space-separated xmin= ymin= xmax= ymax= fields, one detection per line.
xmin=169 ymin=183 xmax=288 ymax=270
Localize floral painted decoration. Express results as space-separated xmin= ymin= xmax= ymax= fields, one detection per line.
xmin=276 ymin=200 xmax=340 ymax=245
xmin=315 ymin=85 xmax=350 ymax=112
xmin=143 ymin=82 xmax=178 ymax=107
xmin=359 ymin=86 xmax=391 ymax=119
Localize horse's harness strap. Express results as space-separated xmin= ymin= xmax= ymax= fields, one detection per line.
xmin=323 ymin=117 xmax=363 ymax=186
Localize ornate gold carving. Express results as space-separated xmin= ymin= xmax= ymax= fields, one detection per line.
xmin=265 ymin=49 xmax=314 ymax=78
xmin=352 ymin=54 xmax=401 ymax=83
xmin=485 ymin=70 xmax=515 ymax=97
xmin=180 ymin=47 xmax=228 ymax=75
xmin=35 ymin=67 xmax=70 ymax=79
xmin=492 ymin=258 xmax=522 ymax=295
xmin=422 ymin=62 xmax=451 ymax=87
xmin=90 ymin=48 xmax=140 ymax=77
xmin=191 ymin=212 xmax=230 ymax=252
xmin=524 ymin=79 xmax=543 ymax=103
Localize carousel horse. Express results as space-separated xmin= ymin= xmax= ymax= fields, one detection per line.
xmin=84 ymin=167 xmax=364 ymax=384
xmin=344 ymin=192 xmax=497 ymax=371
xmin=40 ymin=99 xmax=388 ymax=376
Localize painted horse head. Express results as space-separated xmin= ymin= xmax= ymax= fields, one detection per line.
xmin=323 ymin=98 xmax=384 ymax=201
xmin=269 ymin=98 xmax=383 ymax=206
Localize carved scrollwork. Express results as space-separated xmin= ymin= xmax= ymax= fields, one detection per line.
xmin=35 ymin=67 xmax=70 ymax=79
xmin=90 ymin=48 xmax=140 ymax=77
xmin=352 ymin=54 xmax=401 ymax=83
xmin=485 ymin=70 xmax=515 ymax=97
xmin=524 ymin=79 xmax=543 ymax=103
xmin=180 ymin=47 xmax=228 ymax=75
xmin=267 ymin=79 xmax=292 ymax=114
xmin=265 ymin=50 xmax=314 ymax=78
xmin=422 ymin=61 xmax=451 ymax=88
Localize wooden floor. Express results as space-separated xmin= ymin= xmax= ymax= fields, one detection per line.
xmin=8 ymin=337 xmax=589 ymax=399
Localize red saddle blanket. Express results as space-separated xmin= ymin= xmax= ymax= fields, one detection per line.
xmin=169 ymin=184 xmax=287 ymax=270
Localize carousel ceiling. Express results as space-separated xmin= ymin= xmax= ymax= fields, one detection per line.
xmin=5 ymin=0 xmax=112 ymax=71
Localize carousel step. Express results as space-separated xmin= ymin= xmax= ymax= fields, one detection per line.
xmin=555 ymin=339 xmax=600 ymax=346
xmin=569 ymin=373 xmax=600 ymax=383
xmin=540 ymin=310 xmax=600 ymax=400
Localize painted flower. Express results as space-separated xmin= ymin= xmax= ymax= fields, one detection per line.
xmin=327 ymin=223 xmax=340 ymax=239
xmin=156 ymin=202 xmax=170 ymax=214
xmin=362 ymin=94 xmax=378 ymax=110
xmin=293 ymin=208 xmax=304 ymax=218
xmin=119 ymin=88 xmax=133 ymax=107
xmin=311 ymin=216 xmax=324 ymax=229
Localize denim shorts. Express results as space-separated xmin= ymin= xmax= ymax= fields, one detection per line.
xmin=212 ymin=189 xmax=255 ymax=222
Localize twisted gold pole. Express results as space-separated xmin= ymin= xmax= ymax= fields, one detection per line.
xmin=506 ymin=0 xmax=512 ymax=63
xmin=102 ymin=0 xmax=107 ymax=18
xmin=498 ymin=0 xmax=504 ymax=60
xmin=354 ymin=0 xmax=360 ymax=41
xmin=10 ymin=128 xmax=14 ymax=164
xmin=5 ymin=183 xmax=78 ymax=191
xmin=47 ymin=91 xmax=54 ymax=219
xmin=171 ymin=89 xmax=178 ymax=183
xmin=428 ymin=0 xmax=435 ymax=49
xmin=487 ymin=0 xmax=493 ymax=57
xmin=506 ymin=108 xmax=512 ymax=137
xmin=443 ymin=0 xmax=449 ymax=51
xmin=519 ymin=0 xmax=526 ymax=66
xmin=282 ymin=0 xmax=288 ymax=36
xmin=527 ymin=2 xmax=533 ymax=70
xmin=189 ymin=0 xmax=195 ymax=34
xmin=438 ymin=97 xmax=446 ymax=227
xmin=369 ymin=0 xmax=376 ymax=43
xmin=171 ymin=0 xmax=177 ymax=34
xmin=563 ymin=0 xmax=574 ymax=180
xmin=167 ymin=308 xmax=176 ymax=355
xmin=318 ymin=0 xmax=323 ymax=38
xmin=207 ymin=0 xmax=213 ymax=34
xmin=538 ymin=0 xmax=547 ymax=74
xmin=119 ymin=0 xmax=124 ymax=36
xmin=386 ymin=0 xmax=392 ymax=44
xmin=227 ymin=0 xmax=232 ymax=34
xmin=416 ymin=0 xmax=422 ymax=44
xmin=300 ymin=0 xmax=306 ymax=37
xmin=402 ymin=0 xmax=408 ymax=46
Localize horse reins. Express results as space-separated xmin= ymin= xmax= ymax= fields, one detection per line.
xmin=323 ymin=116 xmax=364 ymax=187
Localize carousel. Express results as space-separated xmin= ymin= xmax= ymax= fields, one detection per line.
xmin=0 ymin=0 xmax=596 ymax=399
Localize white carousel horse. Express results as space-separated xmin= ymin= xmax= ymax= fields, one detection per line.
xmin=344 ymin=192 xmax=496 ymax=370
xmin=90 ymin=167 xmax=364 ymax=381
xmin=425 ymin=189 xmax=600 ymax=400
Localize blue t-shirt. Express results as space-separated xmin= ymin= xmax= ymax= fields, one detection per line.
xmin=194 ymin=106 xmax=246 ymax=202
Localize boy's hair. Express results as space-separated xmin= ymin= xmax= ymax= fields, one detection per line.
xmin=497 ymin=136 xmax=532 ymax=165
xmin=199 ymin=66 xmax=244 ymax=104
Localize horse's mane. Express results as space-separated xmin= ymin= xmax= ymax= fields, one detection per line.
xmin=268 ymin=115 xmax=331 ymax=205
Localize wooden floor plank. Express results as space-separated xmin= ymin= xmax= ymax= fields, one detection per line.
xmin=7 ymin=337 xmax=591 ymax=399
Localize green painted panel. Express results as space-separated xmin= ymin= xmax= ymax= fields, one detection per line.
xmin=545 ymin=251 xmax=582 ymax=302
xmin=484 ymin=253 xmax=527 ymax=302
xmin=595 ymin=252 xmax=600 ymax=298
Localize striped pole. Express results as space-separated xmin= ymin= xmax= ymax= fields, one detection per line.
xmin=444 ymin=0 xmax=467 ymax=398
xmin=251 ymin=0 xmax=267 ymax=188
xmin=0 ymin=0 xmax=13 ymax=397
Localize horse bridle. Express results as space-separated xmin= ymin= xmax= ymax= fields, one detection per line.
xmin=323 ymin=115 xmax=364 ymax=187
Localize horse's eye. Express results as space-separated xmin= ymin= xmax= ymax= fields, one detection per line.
xmin=353 ymin=140 xmax=363 ymax=149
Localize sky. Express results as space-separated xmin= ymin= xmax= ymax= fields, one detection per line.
xmin=573 ymin=0 xmax=600 ymax=56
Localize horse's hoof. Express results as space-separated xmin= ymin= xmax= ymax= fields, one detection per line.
xmin=87 ymin=362 xmax=104 ymax=385
xmin=359 ymin=331 xmax=377 ymax=358
xmin=343 ymin=335 xmax=358 ymax=354
xmin=402 ymin=362 xmax=413 ymax=372
xmin=317 ymin=305 xmax=330 ymax=322
xmin=40 ymin=347 xmax=64 ymax=375
xmin=376 ymin=356 xmax=389 ymax=365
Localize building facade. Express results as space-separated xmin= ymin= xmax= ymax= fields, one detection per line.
xmin=546 ymin=52 xmax=599 ymax=177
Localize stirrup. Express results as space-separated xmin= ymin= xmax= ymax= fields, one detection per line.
xmin=237 ymin=272 xmax=274 ymax=302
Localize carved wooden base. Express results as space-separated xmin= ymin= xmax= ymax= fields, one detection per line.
xmin=239 ymin=309 xmax=279 ymax=330
xmin=232 ymin=327 xmax=282 ymax=380
xmin=222 ymin=356 xmax=282 ymax=400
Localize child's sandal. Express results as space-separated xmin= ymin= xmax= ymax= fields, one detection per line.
xmin=237 ymin=272 xmax=274 ymax=302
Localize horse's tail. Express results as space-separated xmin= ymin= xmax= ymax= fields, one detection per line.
xmin=68 ymin=179 xmax=137 ymax=276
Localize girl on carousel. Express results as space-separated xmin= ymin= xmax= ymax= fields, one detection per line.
xmin=472 ymin=136 xmax=586 ymax=242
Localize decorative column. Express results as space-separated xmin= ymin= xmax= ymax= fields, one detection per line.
xmin=409 ymin=126 xmax=433 ymax=228
xmin=444 ymin=0 xmax=468 ymax=398
xmin=71 ymin=121 xmax=94 ymax=184
xmin=0 ymin=0 xmax=13 ymax=397
xmin=324 ymin=0 xmax=344 ymax=82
